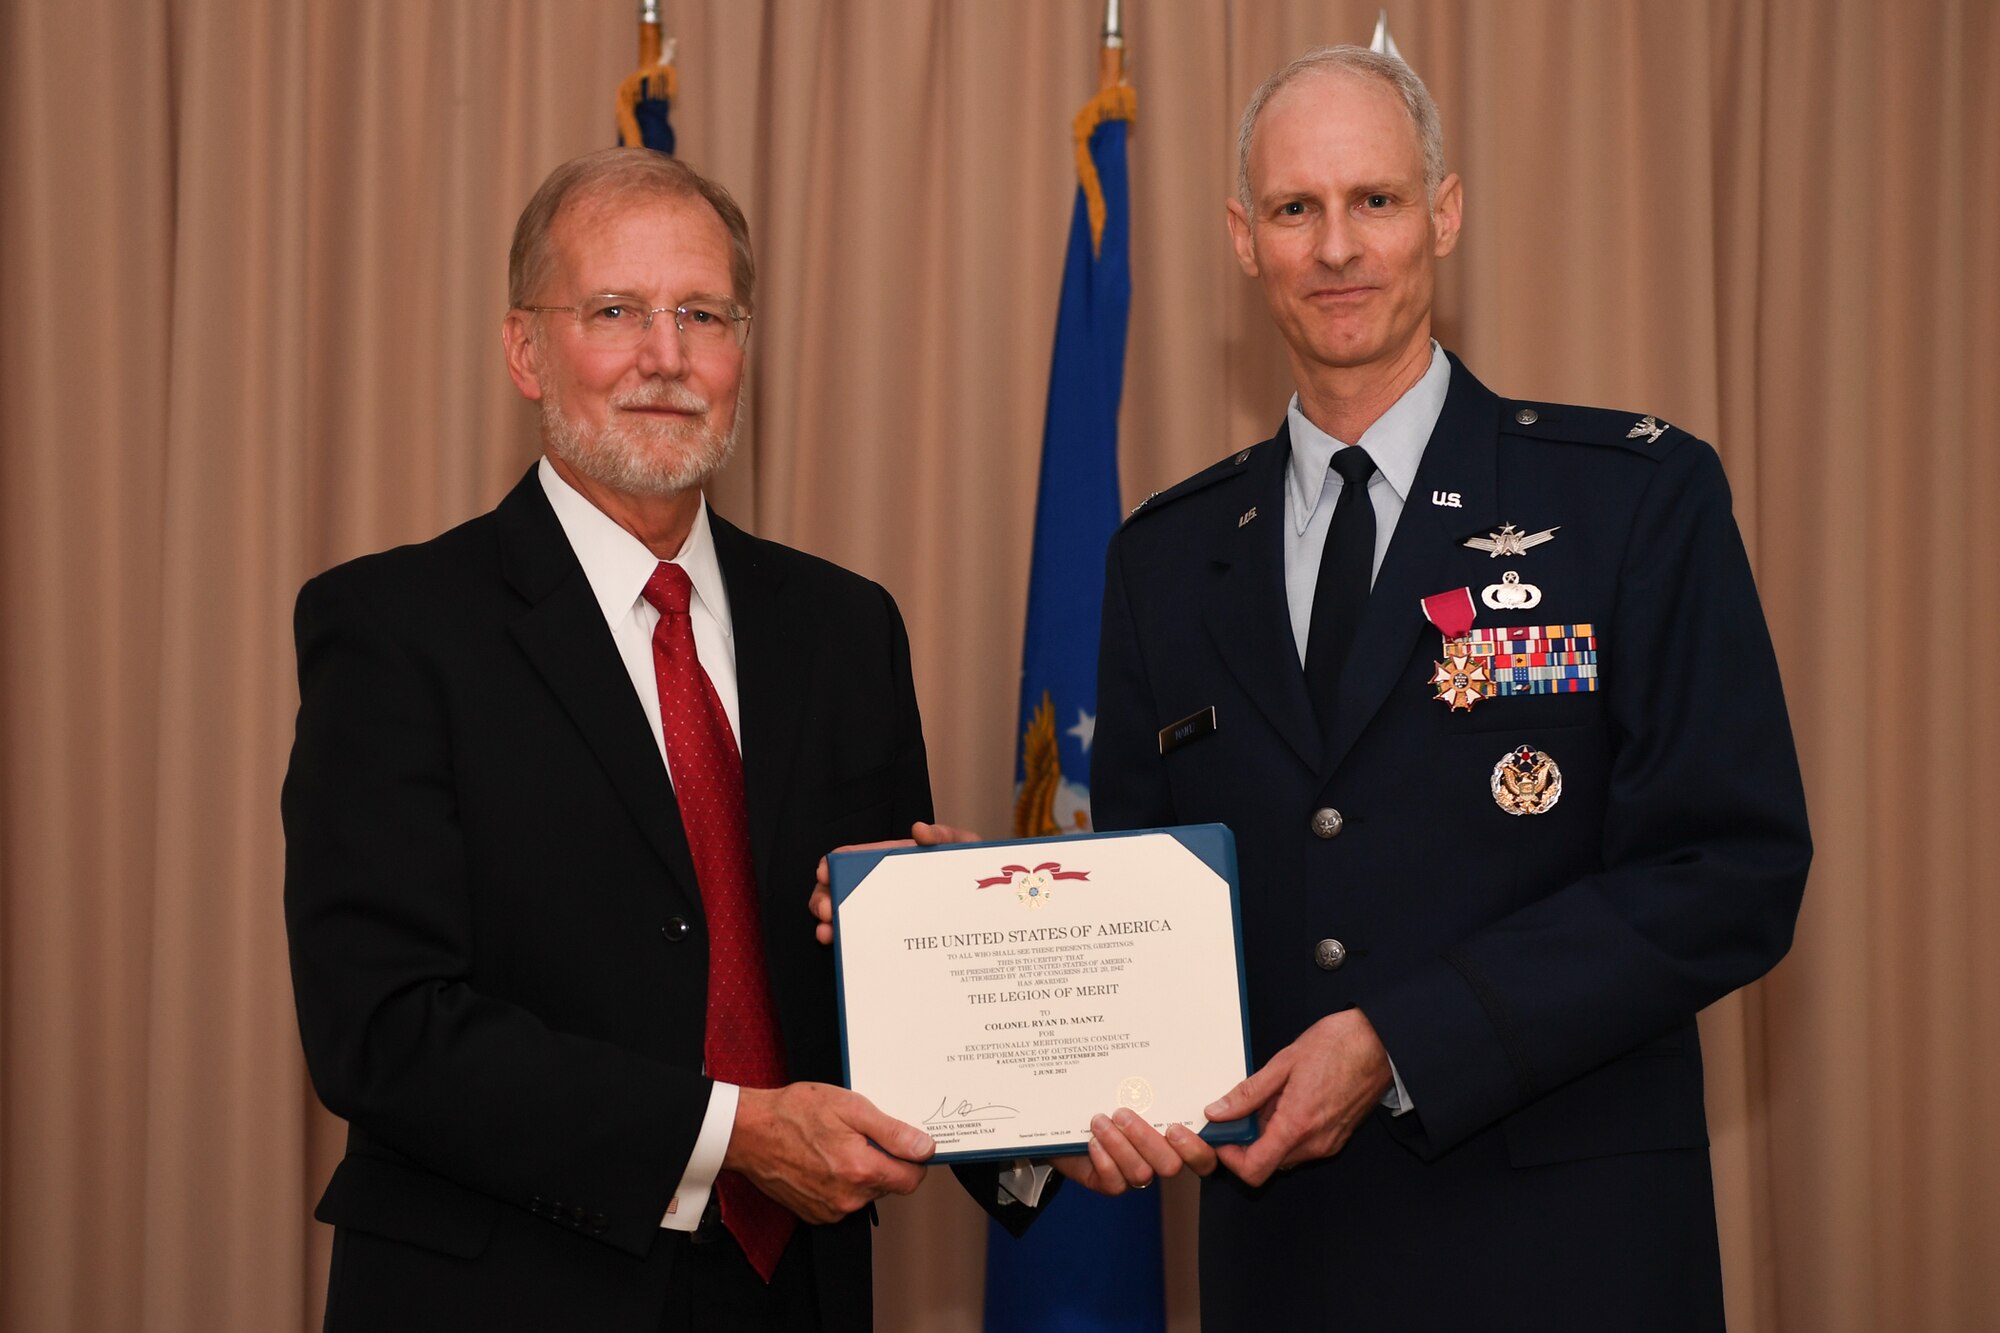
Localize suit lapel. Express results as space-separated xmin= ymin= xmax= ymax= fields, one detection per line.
xmin=1320 ymin=357 xmax=1504 ymax=780
xmin=710 ymin=514 xmax=809 ymax=897
xmin=495 ymin=470 xmax=705 ymax=918
xmin=1200 ymin=426 xmax=1322 ymax=772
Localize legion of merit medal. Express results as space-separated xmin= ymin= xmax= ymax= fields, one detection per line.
xmin=1491 ymin=744 xmax=1563 ymax=815
xmin=1422 ymin=586 xmax=1495 ymax=711
xmin=1432 ymin=652 xmax=1496 ymax=704
xmin=1432 ymin=656 xmax=1497 ymax=711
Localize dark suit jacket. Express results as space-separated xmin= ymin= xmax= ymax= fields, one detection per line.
xmin=1092 ymin=356 xmax=1810 ymax=1330
xmin=283 ymin=468 xmax=933 ymax=1331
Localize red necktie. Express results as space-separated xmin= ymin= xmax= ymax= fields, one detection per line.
xmin=641 ymin=562 xmax=794 ymax=1282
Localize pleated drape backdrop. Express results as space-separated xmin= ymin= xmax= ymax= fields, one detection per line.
xmin=2 ymin=2 xmax=1994 ymax=1330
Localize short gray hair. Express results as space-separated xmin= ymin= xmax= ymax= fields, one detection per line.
xmin=508 ymin=147 xmax=756 ymax=312
xmin=1235 ymin=45 xmax=1446 ymax=209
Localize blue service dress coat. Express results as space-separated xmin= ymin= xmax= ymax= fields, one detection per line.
xmin=1091 ymin=355 xmax=1810 ymax=1330
xmin=282 ymin=468 xmax=937 ymax=1331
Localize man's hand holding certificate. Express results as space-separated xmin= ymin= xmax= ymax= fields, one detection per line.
xmin=826 ymin=825 xmax=1255 ymax=1163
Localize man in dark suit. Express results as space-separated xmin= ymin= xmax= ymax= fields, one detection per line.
xmin=284 ymin=148 xmax=942 ymax=1332
xmin=1076 ymin=47 xmax=1811 ymax=1329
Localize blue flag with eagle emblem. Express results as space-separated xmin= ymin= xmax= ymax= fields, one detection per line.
xmin=986 ymin=81 xmax=1165 ymax=1333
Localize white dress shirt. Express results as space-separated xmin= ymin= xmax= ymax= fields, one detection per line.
xmin=537 ymin=457 xmax=740 ymax=1231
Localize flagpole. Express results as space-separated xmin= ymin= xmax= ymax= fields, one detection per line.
xmin=639 ymin=0 xmax=662 ymax=68
xmin=1099 ymin=0 xmax=1124 ymax=91
xmin=987 ymin=8 xmax=1159 ymax=1329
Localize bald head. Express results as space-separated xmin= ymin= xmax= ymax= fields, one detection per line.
xmin=1236 ymin=45 xmax=1446 ymax=209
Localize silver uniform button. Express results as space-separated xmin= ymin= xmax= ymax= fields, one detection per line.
xmin=1310 ymin=807 xmax=1344 ymax=839
xmin=1515 ymin=407 xmax=1539 ymax=425
xmin=1314 ymin=938 xmax=1348 ymax=971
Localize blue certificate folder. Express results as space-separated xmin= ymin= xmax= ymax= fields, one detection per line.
xmin=828 ymin=823 xmax=1257 ymax=1164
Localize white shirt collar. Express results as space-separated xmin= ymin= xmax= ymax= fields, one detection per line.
xmin=536 ymin=457 xmax=733 ymax=640
xmin=1286 ymin=340 xmax=1451 ymax=532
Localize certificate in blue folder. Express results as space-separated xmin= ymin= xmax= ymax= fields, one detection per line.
xmin=829 ymin=823 xmax=1256 ymax=1164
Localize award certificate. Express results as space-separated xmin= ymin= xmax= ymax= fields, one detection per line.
xmin=829 ymin=824 xmax=1255 ymax=1163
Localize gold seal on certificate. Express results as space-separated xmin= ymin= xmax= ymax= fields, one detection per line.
xmin=828 ymin=824 xmax=1255 ymax=1163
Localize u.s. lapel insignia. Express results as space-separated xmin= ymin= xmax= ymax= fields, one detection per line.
xmin=1238 ymin=507 xmax=1258 ymax=528
xmin=1491 ymin=744 xmax=1562 ymax=815
xmin=1431 ymin=654 xmax=1496 ymax=711
xmin=1626 ymin=415 xmax=1668 ymax=443
xmin=1463 ymin=522 xmax=1559 ymax=558
xmin=1481 ymin=569 xmax=1543 ymax=610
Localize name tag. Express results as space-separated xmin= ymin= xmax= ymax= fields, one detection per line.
xmin=1157 ymin=706 xmax=1217 ymax=755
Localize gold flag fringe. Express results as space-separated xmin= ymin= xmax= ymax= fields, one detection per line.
xmin=1071 ymin=84 xmax=1137 ymax=257
xmin=615 ymin=62 xmax=679 ymax=150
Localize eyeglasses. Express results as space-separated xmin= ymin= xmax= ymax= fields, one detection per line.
xmin=517 ymin=294 xmax=752 ymax=350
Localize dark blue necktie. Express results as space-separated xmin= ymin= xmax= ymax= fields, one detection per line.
xmin=1304 ymin=446 xmax=1379 ymax=736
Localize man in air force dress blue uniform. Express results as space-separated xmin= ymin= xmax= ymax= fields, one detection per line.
xmin=1078 ymin=47 xmax=1810 ymax=1331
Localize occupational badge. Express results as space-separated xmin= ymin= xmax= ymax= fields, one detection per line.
xmin=1463 ymin=522 xmax=1559 ymax=558
xmin=1431 ymin=655 xmax=1497 ymax=711
xmin=1481 ymin=569 xmax=1543 ymax=610
xmin=1490 ymin=744 xmax=1563 ymax=816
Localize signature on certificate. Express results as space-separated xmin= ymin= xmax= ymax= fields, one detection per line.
xmin=923 ymin=1095 xmax=1020 ymax=1125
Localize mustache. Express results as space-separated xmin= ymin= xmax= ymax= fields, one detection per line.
xmin=612 ymin=382 xmax=710 ymax=413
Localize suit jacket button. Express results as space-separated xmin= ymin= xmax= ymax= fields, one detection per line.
xmin=530 ymin=1196 xmax=547 ymax=1216
xmin=1310 ymin=808 xmax=1344 ymax=839
xmin=566 ymin=1204 xmax=585 ymax=1224
xmin=662 ymin=916 xmax=690 ymax=941
xmin=590 ymin=1214 xmax=609 ymax=1233
xmin=1314 ymin=938 xmax=1348 ymax=970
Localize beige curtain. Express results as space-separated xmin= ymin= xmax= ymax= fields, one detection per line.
xmin=2 ymin=2 xmax=1994 ymax=1329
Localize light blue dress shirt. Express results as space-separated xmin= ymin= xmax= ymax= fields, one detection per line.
xmin=1281 ymin=341 xmax=1452 ymax=663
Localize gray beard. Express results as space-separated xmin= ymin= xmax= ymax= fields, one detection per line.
xmin=541 ymin=382 xmax=740 ymax=498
